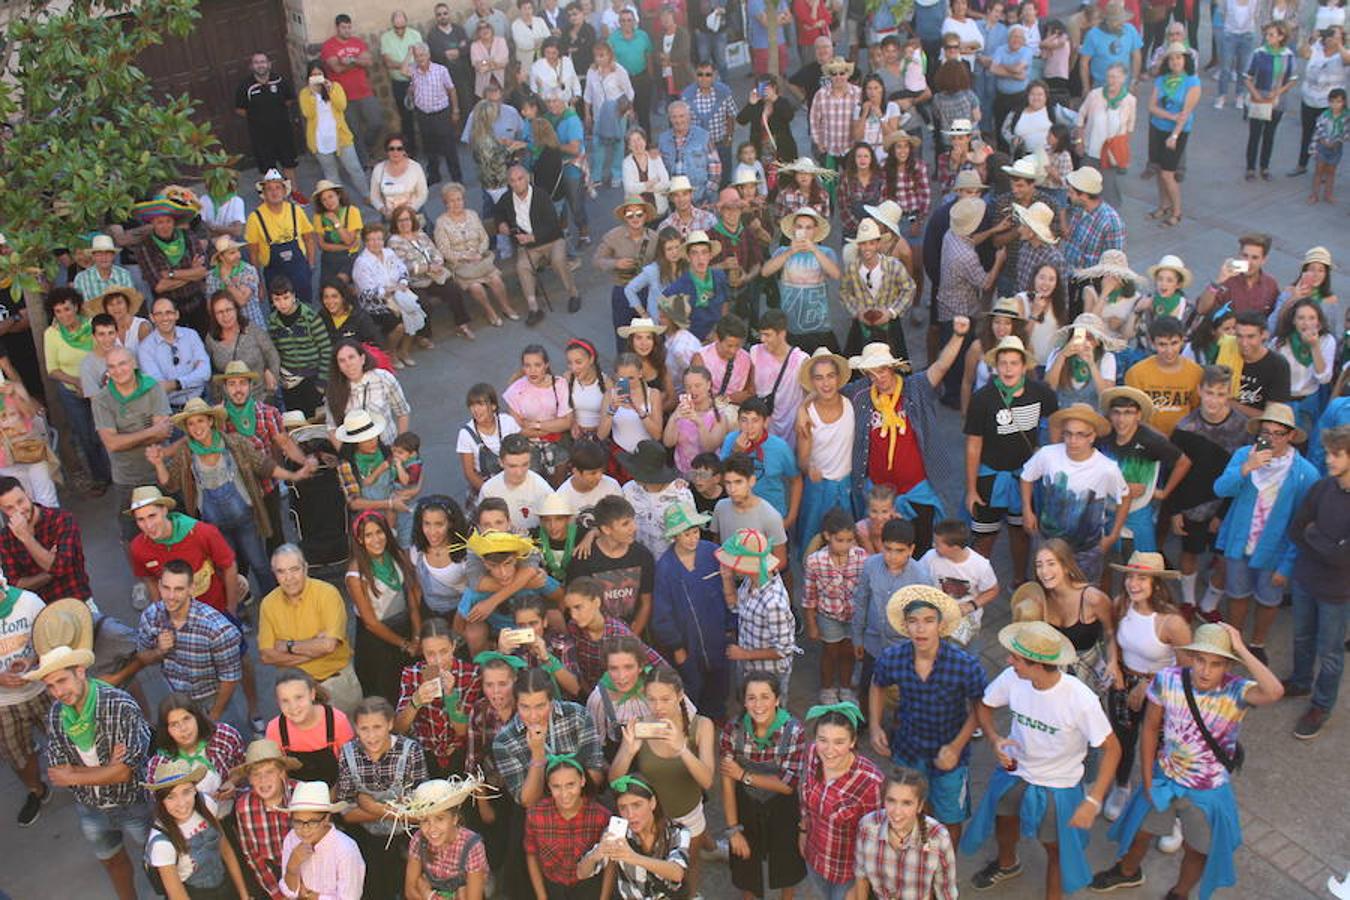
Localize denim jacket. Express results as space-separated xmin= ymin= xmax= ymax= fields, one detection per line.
xmin=658 ymin=124 xmax=716 ymax=203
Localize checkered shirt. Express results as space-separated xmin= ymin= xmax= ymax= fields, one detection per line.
xmin=334 ymin=733 xmax=428 ymax=805
xmin=773 ymin=186 xmax=831 ymax=223
xmin=1063 ymin=201 xmax=1125 ymax=272
xmin=204 ymin=264 xmax=266 ymax=328
xmin=735 ymin=574 xmax=799 ymax=682
xmin=839 ymin=172 xmax=885 ymax=238
xmin=681 ymin=82 xmax=738 ymax=144
xmin=135 ymin=600 xmax=243 ymax=702
xmin=934 ymin=152 xmax=971 ymax=196
xmin=994 ymin=188 xmax=1057 ymax=284
xmin=45 ymin=681 xmax=153 ymax=810
xmin=524 ymin=796 xmax=610 ymax=885
xmin=409 ymin=61 xmax=455 ymax=113
xmin=803 ymin=547 xmax=867 ymax=621
xmin=598 ymin=821 xmax=691 ymax=899
xmin=466 ymin=697 xmax=514 ymax=786
xmin=718 ymin=713 xmax=806 ymax=788
xmin=800 ymin=746 xmax=884 ymax=884
xmin=885 ymin=158 xmax=932 ymax=221
xmin=936 ymin=230 xmax=986 ymax=322
xmin=235 ymin=780 xmax=297 ymax=899
xmin=839 ymin=254 xmax=916 ymax=320
xmin=853 ymin=810 xmax=959 ymax=900
xmin=660 ymin=206 xmax=719 ymax=239
xmin=221 ymin=401 xmax=286 ymax=494
xmin=146 ymin=722 xmax=246 ymax=785
xmin=73 ymin=266 xmax=134 ymax=304
xmin=491 ymin=700 xmax=605 ymax=804
xmin=395 ymin=658 xmax=481 ymax=766
xmin=0 ymin=505 xmax=90 ymax=603
xmin=871 ymin=640 xmax=987 ymax=765
xmin=567 ymin=616 xmax=666 ymax=696
xmin=1015 ymin=237 xmax=1066 ymax=298
xmin=809 ymin=83 xmax=863 ymax=156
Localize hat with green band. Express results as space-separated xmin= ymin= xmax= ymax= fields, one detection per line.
xmin=663 ymin=501 xmax=711 ymax=539
xmin=473 ymin=651 xmax=528 ymax=670
xmin=997 ymin=621 xmax=1078 ymax=667
xmin=714 ymin=528 xmax=781 ymax=581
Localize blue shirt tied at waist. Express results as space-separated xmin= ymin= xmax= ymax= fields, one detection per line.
xmin=978 ymin=464 xmax=1023 ymax=514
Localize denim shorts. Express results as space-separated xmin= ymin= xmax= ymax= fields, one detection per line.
xmin=816 ymin=612 xmax=851 ymax=644
xmin=76 ymin=800 xmax=152 ymax=860
xmin=893 ymin=756 xmax=970 ymax=825
xmin=1224 ymin=555 xmax=1282 ymax=607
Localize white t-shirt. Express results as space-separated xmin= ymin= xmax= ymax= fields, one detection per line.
xmin=941 ymin=16 xmax=984 ymax=62
xmin=0 ymin=590 xmax=48 ymax=705
xmin=569 ymin=379 xmax=606 ymax=430
xmin=1020 ymin=445 xmax=1127 ymax=546
xmin=479 ymin=469 xmax=554 ymax=531
xmin=983 ymin=666 xmax=1112 ymax=788
xmin=455 ymin=416 xmax=522 ymax=475
xmin=1012 ymin=106 xmax=1052 ymax=154
xmin=198 ymin=195 xmax=246 ymax=231
xmin=314 ymin=96 xmax=340 ymax=155
xmin=148 ymin=798 xmax=220 ymax=882
xmin=919 ymin=547 xmax=997 ymax=629
xmin=557 ymin=474 xmax=623 ymax=512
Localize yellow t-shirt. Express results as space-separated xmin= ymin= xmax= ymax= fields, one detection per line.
xmin=244 ymin=202 xmax=316 ymax=266
xmin=1123 ymin=355 xmax=1203 ymax=437
xmin=258 ymin=578 xmax=352 ymax=680
xmin=311 ymin=206 xmax=365 ymax=257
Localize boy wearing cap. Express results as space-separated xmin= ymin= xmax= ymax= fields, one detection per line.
xmin=962 ymin=621 xmax=1121 ymax=894
xmin=720 ymin=527 xmax=799 ymax=690
xmin=1093 ymin=623 xmax=1283 ymax=896
xmin=1124 ymin=315 xmax=1203 ymax=437
xmin=1097 ymin=385 xmax=1190 ymax=556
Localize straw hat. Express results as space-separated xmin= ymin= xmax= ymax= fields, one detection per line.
xmin=949 ymin=198 xmax=986 ymax=237
xmin=684 ymin=229 xmax=723 ymax=257
xmin=537 ymin=492 xmax=574 ymax=518
xmin=822 ymin=56 xmax=855 ymax=77
xmin=229 ymin=739 xmax=303 ymax=781
xmin=617 ymin=317 xmax=664 ymax=338
xmin=386 ymin=775 xmax=488 ymax=820
xmin=1001 ymin=155 xmax=1045 ymax=184
xmin=275 ymin=780 xmax=350 ymax=814
xmin=952 ymin=169 xmax=988 ymax=192
xmin=863 ymin=200 xmax=906 ymax=236
xmin=943 ymin=118 xmax=974 ymax=136
xmin=1146 ymin=254 xmax=1194 ymax=289
xmin=86 ymin=285 xmax=145 ymax=317
xmin=1163 ymin=40 xmax=1189 ymax=58
xmin=849 ymin=341 xmax=908 ymax=372
xmin=715 ymin=528 xmax=782 ymax=576
xmin=731 ymin=166 xmax=760 ymax=187
xmin=799 ymin=345 xmax=851 ymax=391
xmin=334 ymin=409 xmax=387 ymax=444
xmin=886 ymin=584 xmax=964 ymax=639
xmin=1110 ymin=550 xmax=1181 ymax=578
xmin=212 ymin=359 xmax=261 ymax=384
xmin=1103 ymin=0 xmax=1131 ymax=26
xmin=1066 ymin=165 xmax=1104 ymax=195
xmin=619 ymin=440 xmax=680 ymax=484
xmin=999 ymin=621 xmax=1078 ymax=666
xmin=161 ymin=185 xmax=201 ymax=211
xmin=1049 ymin=402 xmax=1111 ymax=437
xmin=311 ymin=179 xmax=346 ymax=207
xmin=658 ymin=293 xmax=691 ymax=329
xmin=1010 ymin=582 xmax=1046 ymax=623
xmin=32 ymin=598 xmax=95 ymax=656
xmin=171 ymin=396 xmax=227 ymax=431
xmin=465 ymin=530 xmax=535 ymax=559
xmin=125 ymin=485 xmax=176 ymax=516
xmin=1246 ymin=402 xmax=1306 ymax=443
xmin=663 ymin=501 xmax=711 ymax=538
xmin=1054 ymin=312 xmax=1126 ymax=351
xmin=209 ymin=235 xmax=248 ymax=266
xmin=142 ymin=759 xmax=208 ymax=792
xmin=614 ymin=196 xmax=657 ymax=223
xmin=883 ymin=130 xmax=922 ymax=150
xmin=1303 ymin=246 xmax=1334 ymax=269
xmin=779 ymin=207 xmax=831 ymax=243
xmin=777 ymin=157 xmax=836 ymax=180
xmin=1073 ymin=249 xmax=1140 ymax=284
xmin=22 ymin=644 xmax=96 ymax=681
xmin=131 ymin=198 xmax=197 ymax=224
xmin=847 ymin=219 xmax=887 ymax=245
xmin=1013 ymin=202 xmax=1057 ymax=244
xmin=90 ymin=234 xmax=117 ymax=254
xmin=985 ymin=296 xmax=1029 ymax=322
xmin=983 ymin=334 xmax=1035 ymax=368
xmin=668 ymin=175 xmax=695 ymax=194
xmin=1179 ymin=623 xmax=1240 ymax=662
xmin=282 ymin=410 xmax=321 ymax=430
xmin=254 ymin=168 xmax=293 ymax=195
xmin=1100 ymin=385 xmax=1156 ymax=422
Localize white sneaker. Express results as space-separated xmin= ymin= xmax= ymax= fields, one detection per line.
xmin=819 ymin=687 xmax=839 ymax=704
xmin=1213 ymin=96 xmax=1226 ymax=109
xmin=131 ymin=582 xmax=150 ymax=611
xmin=972 ymin=727 xmax=984 ymax=740
xmin=1104 ymin=784 xmax=1129 ymax=822
xmin=838 ymin=687 xmax=858 ymax=704
xmin=1158 ymin=817 xmax=1184 ymax=854
xmin=1236 ymin=96 xmax=1246 ymax=110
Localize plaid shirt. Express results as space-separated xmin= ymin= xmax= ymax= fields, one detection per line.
xmin=235 ymin=780 xmax=297 ymax=899
xmin=324 ymin=369 xmax=410 ymax=437
xmin=871 ymin=641 xmax=987 ymax=766
xmin=567 ymin=616 xmax=665 ymax=696
xmin=681 ymin=82 xmax=737 ymax=144
xmin=334 ymin=733 xmax=428 ymax=805
xmin=0 ymin=504 xmax=90 ymax=603
xmin=838 ymin=172 xmax=885 ymax=238
xmin=1016 ymin=238 xmax=1066 ymax=298
xmin=885 ymin=159 xmax=931 ymax=220
xmin=491 ymin=700 xmax=604 ymax=804
xmin=774 ymin=186 xmax=831 ymax=223
xmin=994 ymin=188 xmax=1057 ymax=285
xmin=465 ymin=697 xmax=514 ymax=786
xmin=45 ymin=681 xmax=153 ymax=810
xmin=853 ymin=810 xmax=959 ymax=900
xmin=395 ymin=658 xmax=481 ymax=766
xmin=599 ymin=822 xmax=691 ymax=899
xmin=934 ymin=152 xmax=972 ymax=197
xmin=1063 ymin=201 xmax=1125 ymax=272
xmin=524 ymin=796 xmax=610 ymax=885
xmin=735 ymin=574 xmax=799 ymax=682
xmin=146 ymin=722 xmax=246 ymax=785
xmin=809 ymin=83 xmax=862 ymax=156
xmin=135 ymin=601 xmax=243 ymax=702
xmin=800 ymin=746 xmax=884 ymax=884
xmin=659 ymin=206 xmax=719 ymax=239
xmin=409 ymin=61 xmax=455 ymax=113
xmin=936 ymin=230 xmax=986 ymax=322
xmin=222 ymin=401 xmax=287 ymax=494
xmin=719 ymin=712 xmax=806 ymax=789
xmin=839 ymin=255 xmax=916 ymax=320
xmin=803 ymin=547 xmax=867 ymax=621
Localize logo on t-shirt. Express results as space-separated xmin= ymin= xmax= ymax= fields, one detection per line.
xmin=995 ymin=402 xmax=1040 ymax=435
xmin=1010 ymin=710 xmax=1061 ymax=735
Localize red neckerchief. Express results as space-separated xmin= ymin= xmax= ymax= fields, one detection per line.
xmin=740 ymin=430 xmax=769 ymax=460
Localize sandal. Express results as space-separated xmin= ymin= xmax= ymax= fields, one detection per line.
xmin=458 ymin=324 xmax=477 ymax=341
xmin=1147 ymin=207 xmax=1172 ymax=221
xmin=1162 ymin=213 xmax=1182 ymax=228
xmin=416 ymin=336 xmax=435 ymax=350
xmin=489 ymin=315 xmax=504 ymax=327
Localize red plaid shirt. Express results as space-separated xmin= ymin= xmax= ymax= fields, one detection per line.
xmin=235 ymin=780 xmax=296 ymax=899
xmin=800 ymin=746 xmax=884 ymax=884
xmin=802 ymin=546 xmax=867 ymax=621
xmin=884 ymin=159 xmax=932 ymax=222
xmin=808 ymin=83 xmax=862 ymax=156
xmin=465 ymin=696 xmax=514 ymax=786
xmin=222 ymin=402 xmax=287 ymax=494
xmin=566 ymin=616 xmax=665 ymax=696
xmin=0 ymin=505 xmax=90 ymax=603
xmin=853 ymin=810 xmax=959 ymax=900
xmin=145 ymin=722 xmax=246 ymax=784
xmin=395 ymin=658 xmax=481 ymax=765
xmin=524 ymin=796 xmax=610 ymax=885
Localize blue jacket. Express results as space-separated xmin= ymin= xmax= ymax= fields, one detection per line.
xmin=1213 ymin=445 xmax=1318 ymax=575
xmin=658 ymin=123 xmax=716 ymax=204
xmin=1309 ymin=396 xmax=1350 ymax=473
xmin=664 ymin=269 xmax=730 ymax=341
xmin=650 ymin=541 xmax=732 ymax=671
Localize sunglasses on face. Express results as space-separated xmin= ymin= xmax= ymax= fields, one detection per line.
xmin=387 ymin=145 xmax=406 ymax=152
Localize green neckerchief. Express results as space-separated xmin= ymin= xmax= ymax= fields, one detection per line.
xmin=1104 ymin=83 xmax=1129 ymax=109
xmin=689 ymin=269 xmax=715 ymax=308
xmin=354 ymin=449 xmax=386 ymax=479
xmin=155 ymin=512 xmax=198 ymax=547
xmin=713 ymin=220 xmax=744 ymax=246
xmin=107 ymin=370 xmax=156 ymax=406
xmin=1152 ymin=291 xmax=1183 ymax=319
xmin=176 ymin=740 xmax=214 ymax=772
xmin=320 ymin=207 xmax=350 ymax=243
xmin=60 ymin=678 xmax=103 ymax=752
xmin=212 ymin=260 xmax=247 ymax=282
xmin=1161 ymin=72 xmax=1186 ymax=99
xmin=224 ymin=396 xmax=257 ymax=437
xmin=1265 ymin=45 xmax=1287 ymax=87
xmin=1290 ymin=331 xmax=1315 ymax=366
xmin=1325 ymin=109 xmax=1348 ymax=141
xmin=600 ymin=671 xmax=645 ymax=703
xmin=370 ymin=552 xmax=403 ymax=591
xmin=995 ymin=375 xmax=1025 ymax=406
xmin=440 ymin=686 xmax=469 ymax=723
xmin=539 ymin=523 xmax=577 ymax=581
xmin=57 ymin=316 xmax=94 ymax=352
xmin=0 ymin=585 xmax=23 ymax=619
xmin=150 ymin=229 xmax=189 ymax=266
xmin=744 ymin=707 xmax=790 ymax=750
xmin=188 ymin=431 xmax=226 ymax=456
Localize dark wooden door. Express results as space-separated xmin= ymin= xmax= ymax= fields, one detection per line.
xmin=133 ymin=0 xmax=294 ymax=165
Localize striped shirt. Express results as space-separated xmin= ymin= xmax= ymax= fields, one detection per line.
xmin=267 ymin=304 xmax=332 ymax=376
xmin=73 ymin=265 xmax=134 ymax=302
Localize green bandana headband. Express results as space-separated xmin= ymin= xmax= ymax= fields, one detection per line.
xmin=610 ymin=774 xmax=651 ymax=795
xmin=719 ymin=532 xmax=774 ymax=583
xmin=804 ymin=700 xmax=864 ymax=730
xmin=473 ymin=651 xmax=527 ymax=670
xmin=546 ymin=752 xmax=584 ymax=774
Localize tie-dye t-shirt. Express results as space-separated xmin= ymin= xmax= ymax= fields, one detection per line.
xmin=1147 ymin=666 xmax=1253 ymax=790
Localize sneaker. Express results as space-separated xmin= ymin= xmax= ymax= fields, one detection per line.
xmin=838 ymin=687 xmax=858 ymax=704
xmin=1287 ymin=166 xmax=1308 ymax=177
xmin=1248 ymin=645 xmax=1268 ymax=665
xmin=131 ymin=582 xmax=151 ymax=611
xmin=1236 ymin=96 xmax=1246 ymax=110
xmin=525 ymin=309 xmax=546 ymax=326
xmin=971 ymin=859 xmax=1022 ymax=890
xmin=1281 ymin=679 xmax=1311 ymax=698
xmin=819 ymin=687 xmax=839 ymax=704
xmin=1104 ymin=783 xmax=1129 ymax=822
xmin=1090 ymin=863 xmax=1145 ymax=892
xmin=1213 ymin=96 xmax=1226 ymax=109
xmin=1294 ymin=706 xmax=1328 ymax=740
xmin=972 ymin=727 xmax=984 ymax=739
xmin=17 ymin=784 xmax=48 ymax=827
xmin=1158 ymin=816 xmax=1184 ymax=854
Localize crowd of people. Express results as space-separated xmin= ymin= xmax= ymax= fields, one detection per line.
xmin=0 ymin=0 xmax=1347 ymax=897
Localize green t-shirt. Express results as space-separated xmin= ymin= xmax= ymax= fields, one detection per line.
xmin=608 ymin=29 xmax=652 ymax=76
xmin=380 ymin=27 xmax=424 ymax=81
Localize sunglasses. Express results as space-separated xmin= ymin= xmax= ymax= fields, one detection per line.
xmin=387 ymin=145 xmax=406 ymax=152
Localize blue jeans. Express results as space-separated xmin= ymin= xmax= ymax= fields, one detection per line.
xmin=200 ymin=482 xmax=276 ymax=596
xmin=807 ymin=864 xmax=852 ymax=900
xmin=559 ymin=165 xmax=589 ymax=241
xmin=1218 ymin=31 xmax=1254 ymax=101
xmin=56 ymin=387 xmax=111 ymax=484
xmin=76 ymin=800 xmax=152 ymax=861
xmin=589 ymin=135 xmax=624 ymax=184
xmin=1290 ymin=581 xmax=1348 ymax=711
xmin=696 ymin=31 xmax=729 ymax=77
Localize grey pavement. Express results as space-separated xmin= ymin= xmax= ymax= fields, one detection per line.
xmin=1 ymin=42 xmax=1347 ymax=900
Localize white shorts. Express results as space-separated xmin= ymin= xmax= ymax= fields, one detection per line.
xmin=673 ymin=800 xmax=707 ymax=837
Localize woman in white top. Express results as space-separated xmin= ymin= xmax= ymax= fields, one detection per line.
xmin=599 ymin=352 xmax=663 ymax=457
xmin=529 ymin=37 xmax=582 ymax=101
xmin=586 ymin=43 xmax=637 ymax=188
xmin=851 ymin=75 xmax=903 ymax=163
xmin=299 ymin=62 xmax=367 ymax=195
xmin=565 ymin=338 xmax=608 ymax=439
xmin=662 ymin=364 xmax=727 ymax=473
xmin=457 ymin=381 xmax=522 ymax=502
xmin=87 ymin=286 xmax=152 ymax=357
xmin=351 ymin=224 xmax=424 ymax=367
xmin=1017 ymin=262 xmax=1068 ymax=368
xmin=1272 ymin=298 xmax=1336 ymax=433
xmin=197 ymin=178 xmax=246 ymax=240
xmin=1216 ymin=0 xmax=1258 ymax=107
xmin=622 ymin=127 xmax=671 ymax=215
xmin=961 ymin=297 xmax=1030 ymax=414
xmin=942 ymin=0 xmax=985 ymax=64
xmin=346 ymin=513 xmax=422 ymax=705
xmin=409 ymin=496 xmax=472 ymax=617
xmin=511 ymin=0 xmax=552 ymax=68
xmin=1076 ymin=64 xmax=1136 ymax=209
xmin=326 ymin=341 xmax=411 ymax=447
xmin=369 ymin=136 xmax=429 ymax=217
xmin=1002 ymin=80 xmax=1061 ymax=157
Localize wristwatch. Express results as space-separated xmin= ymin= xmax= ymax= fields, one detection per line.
xmin=286 ymin=639 xmax=295 ymax=654
xmin=741 ymin=772 xmax=754 ymax=787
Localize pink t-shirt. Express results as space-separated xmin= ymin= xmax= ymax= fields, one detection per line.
xmin=321 ymin=36 xmax=374 ymax=100
xmin=503 ymin=376 xmax=572 ymax=426
xmin=266 ymin=706 xmax=355 ymax=756
xmin=698 ymin=343 xmax=751 ymax=397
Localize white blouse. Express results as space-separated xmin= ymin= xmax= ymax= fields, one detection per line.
xmin=530 ymin=56 xmax=582 ymax=102
xmin=352 ymin=248 xmax=409 ymax=298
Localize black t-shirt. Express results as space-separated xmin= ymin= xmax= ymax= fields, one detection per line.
xmin=1098 ymin=424 xmax=1181 ymax=487
xmin=235 ymin=75 xmax=295 ymax=130
xmin=1168 ymin=409 xmax=1250 ymax=513
xmin=566 ymin=540 xmax=655 ymax=625
xmin=692 ymin=488 xmax=723 ymax=541
xmin=427 ymin=24 xmax=472 ymax=81
xmin=1236 ymin=351 xmax=1290 ymax=409
xmin=964 ymin=378 xmax=1058 ymax=472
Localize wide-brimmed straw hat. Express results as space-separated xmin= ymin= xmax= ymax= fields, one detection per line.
xmin=142 ymin=759 xmax=208 ymax=792
xmin=849 ymin=341 xmax=908 ymax=372
xmin=254 ymin=168 xmax=293 ymax=195
xmin=1049 ymin=402 xmax=1111 ymax=437
xmin=667 ymin=175 xmax=695 ymax=194
xmin=212 ymin=360 xmax=262 ymax=384
xmin=822 ymin=57 xmax=855 ymax=77
xmin=32 ymin=598 xmax=95 ymax=656
xmin=1013 ymin=202 xmax=1057 ymax=244
xmin=1146 ymin=254 xmax=1194 ymax=289
xmin=1001 ymin=155 xmax=1045 ymax=184
xmin=952 ymin=169 xmax=988 ymax=192
xmin=999 ymin=621 xmax=1078 ymax=666
xmin=950 ymin=198 xmax=986 ymax=237
xmin=943 ymin=118 xmax=974 ymax=136
xmin=537 ymin=492 xmax=574 ymax=518
xmin=777 ymin=156 xmax=836 ymax=181
xmin=86 ymin=286 xmax=145 ymax=317
xmin=887 ymin=584 xmax=964 ymax=638
xmin=715 ymin=528 xmax=782 ymax=578
xmin=684 ymin=229 xmax=723 ymax=257
xmin=1100 ymin=385 xmax=1156 ymax=422
xmin=1011 ymin=582 xmax=1046 ymax=622
xmin=619 ymin=440 xmax=680 ymax=484
xmin=229 ymin=739 xmax=303 ymax=781
xmin=799 ymin=346 xmax=851 ymax=391
xmin=863 ymin=200 xmax=906 ymax=236
xmin=847 ymin=219 xmax=887 ymax=245
xmin=614 ymin=196 xmax=657 ymax=223
xmin=275 ymin=780 xmax=350 ymax=814
xmin=883 ymin=130 xmax=922 ymax=150
xmin=1073 ymin=249 xmax=1140 ymax=284
xmin=663 ymin=501 xmax=711 ymax=538
xmin=731 ymin=166 xmax=760 ymax=187
xmin=22 ymin=644 xmax=97 ymax=681
xmin=1246 ymin=402 xmax=1306 ymax=443
xmin=1163 ymin=40 xmax=1189 ymax=58
xmin=617 ymin=317 xmax=664 ymax=338
xmin=170 ymin=396 xmax=227 ymax=431
xmin=1179 ymin=623 xmax=1240 ymax=662
xmin=334 ymin=409 xmax=387 ymax=444
xmin=986 ymin=296 xmax=1029 ymax=322
xmin=779 ymin=207 xmax=831 ymax=243
xmin=209 ymin=235 xmax=248 ymax=266
xmin=465 ymin=530 xmax=535 ymax=559
xmin=125 ymin=485 xmax=176 ymax=516
xmin=1055 ymin=312 xmax=1127 ymax=352
xmin=984 ymin=334 xmax=1035 ymax=368
xmin=1110 ymin=551 xmax=1181 ymax=578
xmin=1066 ymin=165 xmax=1105 ymax=195
xmin=385 ymin=775 xmax=488 ymax=820
xmin=658 ymin=293 xmax=691 ymax=329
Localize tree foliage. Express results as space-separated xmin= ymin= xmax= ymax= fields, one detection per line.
xmin=0 ymin=0 xmax=234 ymax=288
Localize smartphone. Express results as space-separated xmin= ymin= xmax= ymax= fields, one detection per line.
xmin=606 ymin=815 xmax=629 ymax=840
xmin=616 ymin=376 xmax=631 ymax=396
xmin=502 ymin=627 xmax=536 ymax=648
xmin=634 ymin=720 xmax=669 ymax=739
xmin=1254 ymin=435 xmax=1272 ymax=453
xmin=1231 ymin=259 xmax=1250 ymax=275
xmin=1072 ymin=326 xmax=1087 ymax=343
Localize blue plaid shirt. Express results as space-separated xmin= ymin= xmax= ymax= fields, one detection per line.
xmin=491 ymin=700 xmax=605 ymax=804
xmin=1063 ymin=201 xmax=1125 ymax=272
xmin=871 ymin=641 xmax=988 ymax=766
xmin=46 ymin=681 xmax=153 ymax=810
xmin=681 ymin=81 xmax=738 ymax=144
xmin=136 ymin=600 xmax=243 ymax=702
xmin=735 ymin=574 xmax=800 ymax=683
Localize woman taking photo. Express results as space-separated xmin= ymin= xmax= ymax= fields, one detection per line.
xmin=1244 ymin=22 xmax=1297 ymax=180
xmin=836 ymin=142 xmax=886 ymax=240
xmin=147 ymin=694 xmax=246 ymax=822
xmin=409 ymin=497 xmax=472 ymax=620
xmin=203 ymin=290 xmax=279 ymax=403
xmin=1147 ymin=42 xmax=1201 ymax=227
xmin=310 ymin=181 xmax=363 ymax=286
xmin=585 ymin=43 xmax=636 ymax=189
xmin=325 ymin=340 xmax=410 ymax=447
xmin=502 ymin=344 xmax=575 ymax=484
xmin=1034 ymin=539 xmax=1118 ymax=694
xmin=434 ymin=182 xmax=518 ymax=326
xmin=578 ymin=775 xmax=691 ymax=898
xmin=624 ymin=228 xmax=686 ymax=319
xmin=1077 ymin=63 xmax=1136 ymax=209
xmin=203 ymin=237 xmax=266 ymax=329
xmin=1045 ymin=311 xmax=1122 ymax=407
xmin=737 ymin=77 xmax=797 ymax=176
xmin=1268 ymin=245 xmax=1340 ymax=336
xmin=597 ymin=352 xmax=664 ymax=467
xmin=297 ymin=61 xmax=366 ymax=193
xmin=850 ymin=768 xmax=958 ymax=900
xmin=387 ymin=203 xmax=475 ymax=342
xmin=395 ymin=618 xmax=481 ymax=778
xmin=346 ymin=510 xmax=424 ymax=704
xmin=317 ymin=279 xmax=384 ymax=348
xmin=143 ymin=760 xmax=251 ymax=900
xmin=798 ymin=703 xmax=883 ymax=900
xmin=470 ymin=20 xmax=509 ymax=98
xmin=622 ymin=128 xmax=671 ymax=216
xmin=662 ymin=365 xmax=726 ymax=473
xmin=719 ymin=672 xmax=807 ymax=899
xmin=369 ymin=134 xmax=429 ymax=218
xmin=265 ymin=668 xmax=356 ymax=786
xmin=351 ymin=224 xmax=426 ymax=368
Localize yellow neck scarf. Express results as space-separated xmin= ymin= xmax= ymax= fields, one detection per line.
xmin=870 ymin=379 xmax=907 ymax=467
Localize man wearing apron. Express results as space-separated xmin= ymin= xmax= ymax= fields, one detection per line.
xmin=245 ymin=169 xmax=319 ymax=306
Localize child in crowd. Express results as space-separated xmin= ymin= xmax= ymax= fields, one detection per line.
xmin=395 ymin=776 xmax=491 ymax=899
xmin=718 ymin=528 xmax=799 ymax=691
xmin=1310 ymin=87 xmax=1347 ymax=205
xmin=563 ymin=576 xmax=667 ymax=696
xmin=803 ymin=508 xmax=867 ymax=703
xmin=566 ymin=495 xmax=657 ymax=633
xmin=713 ymin=453 xmax=790 ymax=571
xmin=586 ymin=635 xmax=661 ymax=753
xmin=687 ymin=451 xmax=725 ymax=539
xmin=852 ymin=518 xmax=931 ymax=696
xmin=524 ymin=758 xmax=610 ymax=898
xmin=855 ymin=483 xmax=899 ymax=553
xmin=851 ymin=768 xmax=960 ymax=900
xmin=144 ymin=761 xmax=250 ymax=899
xmin=921 ymin=518 xmax=999 ymax=646
xmin=619 ymin=439 xmax=696 ymax=557
xmin=556 ymin=438 xmax=623 ymax=513
xmin=458 ymin=530 xmax=562 ymax=632
xmin=736 ymin=141 xmax=768 ymax=195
